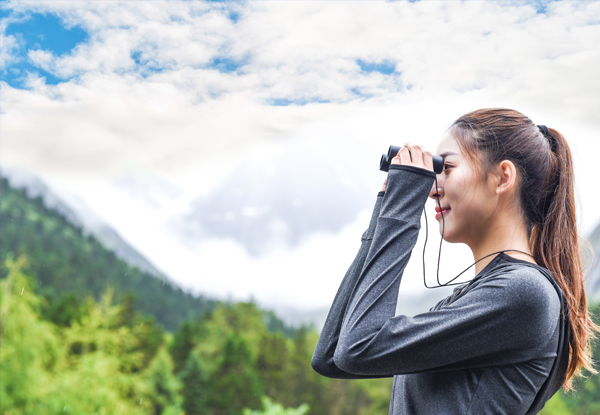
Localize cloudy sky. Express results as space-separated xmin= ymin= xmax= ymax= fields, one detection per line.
xmin=2 ymin=0 xmax=600 ymax=314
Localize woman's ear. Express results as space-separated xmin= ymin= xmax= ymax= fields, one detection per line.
xmin=495 ymin=160 xmax=518 ymax=196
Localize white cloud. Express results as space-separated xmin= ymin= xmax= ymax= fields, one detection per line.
xmin=2 ymin=0 xmax=600 ymax=308
xmin=0 ymin=33 xmax=20 ymax=69
xmin=0 ymin=10 xmax=31 ymax=70
xmin=27 ymin=48 xmax=53 ymax=70
xmin=2 ymin=0 xmax=598 ymax=170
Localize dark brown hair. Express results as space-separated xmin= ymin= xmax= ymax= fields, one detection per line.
xmin=450 ymin=108 xmax=597 ymax=391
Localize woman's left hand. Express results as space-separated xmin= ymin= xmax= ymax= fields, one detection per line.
xmin=381 ymin=142 xmax=434 ymax=191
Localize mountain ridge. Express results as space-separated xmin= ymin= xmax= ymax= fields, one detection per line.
xmin=0 ymin=173 xmax=216 ymax=331
xmin=0 ymin=166 xmax=173 ymax=283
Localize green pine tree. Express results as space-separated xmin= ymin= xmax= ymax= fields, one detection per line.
xmin=181 ymin=352 xmax=210 ymax=415
xmin=256 ymin=333 xmax=289 ymax=405
xmin=209 ymin=333 xmax=264 ymax=415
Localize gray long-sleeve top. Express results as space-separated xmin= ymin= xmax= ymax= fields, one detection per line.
xmin=312 ymin=165 xmax=570 ymax=415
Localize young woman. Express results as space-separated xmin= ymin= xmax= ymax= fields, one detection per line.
xmin=311 ymin=108 xmax=597 ymax=414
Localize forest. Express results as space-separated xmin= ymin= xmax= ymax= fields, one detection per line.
xmin=1 ymin=176 xmax=599 ymax=414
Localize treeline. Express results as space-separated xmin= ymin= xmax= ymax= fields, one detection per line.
xmin=3 ymin=256 xmax=599 ymax=415
xmin=0 ymin=258 xmax=392 ymax=415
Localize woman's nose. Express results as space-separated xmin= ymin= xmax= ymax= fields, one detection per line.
xmin=429 ymin=183 xmax=443 ymax=200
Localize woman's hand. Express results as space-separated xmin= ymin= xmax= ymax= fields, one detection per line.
xmin=381 ymin=142 xmax=434 ymax=192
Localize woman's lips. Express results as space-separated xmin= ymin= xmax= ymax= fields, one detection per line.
xmin=435 ymin=207 xmax=450 ymax=219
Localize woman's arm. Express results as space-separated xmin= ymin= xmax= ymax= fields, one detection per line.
xmin=311 ymin=191 xmax=389 ymax=379
xmin=333 ymin=166 xmax=560 ymax=376
xmin=312 ymin=142 xmax=437 ymax=379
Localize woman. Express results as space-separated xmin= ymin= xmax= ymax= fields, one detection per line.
xmin=311 ymin=108 xmax=597 ymax=414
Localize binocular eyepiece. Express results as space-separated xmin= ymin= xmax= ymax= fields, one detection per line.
xmin=379 ymin=145 xmax=444 ymax=174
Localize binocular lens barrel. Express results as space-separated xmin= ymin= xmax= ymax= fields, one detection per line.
xmin=379 ymin=145 xmax=444 ymax=174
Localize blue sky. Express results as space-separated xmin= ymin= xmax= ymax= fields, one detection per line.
xmin=2 ymin=11 xmax=88 ymax=87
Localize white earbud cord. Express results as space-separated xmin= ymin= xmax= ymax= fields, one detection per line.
xmin=422 ymin=176 xmax=535 ymax=289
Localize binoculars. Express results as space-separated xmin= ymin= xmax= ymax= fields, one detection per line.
xmin=379 ymin=145 xmax=444 ymax=174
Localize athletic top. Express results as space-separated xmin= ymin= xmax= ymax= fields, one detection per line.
xmin=311 ymin=165 xmax=570 ymax=415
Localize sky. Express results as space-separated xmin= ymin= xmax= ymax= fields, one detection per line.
xmin=2 ymin=0 xmax=600 ymax=315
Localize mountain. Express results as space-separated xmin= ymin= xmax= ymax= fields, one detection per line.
xmin=0 ymin=173 xmax=216 ymax=331
xmin=0 ymin=165 xmax=347 ymax=329
xmin=1 ymin=166 xmax=171 ymax=282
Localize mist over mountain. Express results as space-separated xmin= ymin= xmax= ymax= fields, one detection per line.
xmin=113 ymin=172 xmax=184 ymax=209
xmin=175 ymin=137 xmax=375 ymax=257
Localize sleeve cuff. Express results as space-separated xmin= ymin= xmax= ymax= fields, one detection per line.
xmin=388 ymin=164 xmax=437 ymax=178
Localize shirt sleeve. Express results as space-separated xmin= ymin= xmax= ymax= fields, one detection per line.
xmin=311 ymin=190 xmax=387 ymax=379
xmin=332 ymin=165 xmax=560 ymax=377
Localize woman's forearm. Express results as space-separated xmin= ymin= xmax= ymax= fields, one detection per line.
xmin=334 ymin=165 xmax=435 ymax=376
xmin=311 ymin=191 xmax=388 ymax=379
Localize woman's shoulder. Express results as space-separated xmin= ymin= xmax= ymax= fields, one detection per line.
xmin=460 ymin=260 xmax=561 ymax=348
xmin=476 ymin=258 xmax=561 ymax=316
xmin=500 ymin=254 xmax=556 ymax=287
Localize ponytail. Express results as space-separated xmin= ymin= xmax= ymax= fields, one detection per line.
xmin=529 ymin=127 xmax=598 ymax=391
xmin=451 ymin=109 xmax=599 ymax=391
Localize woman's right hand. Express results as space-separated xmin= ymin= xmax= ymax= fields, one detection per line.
xmin=381 ymin=142 xmax=434 ymax=192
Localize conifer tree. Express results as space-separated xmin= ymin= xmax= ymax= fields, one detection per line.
xmin=210 ymin=333 xmax=263 ymax=415
xmin=171 ymin=320 xmax=201 ymax=373
xmin=181 ymin=352 xmax=210 ymax=415
xmin=0 ymin=256 xmax=60 ymax=413
xmin=256 ymin=333 xmax=289 ymax=405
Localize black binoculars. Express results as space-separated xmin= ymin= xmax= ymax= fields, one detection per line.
xmin=379 ymin=145 xmax=444 ymax=174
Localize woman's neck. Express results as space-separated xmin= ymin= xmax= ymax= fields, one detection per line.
xmin=469 ymin=216 xmax=535 ymax=275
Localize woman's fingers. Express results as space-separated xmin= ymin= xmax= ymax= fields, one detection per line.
xmin=390 ymin=142 xmax=434 ymax=172
xmin=406 ymin=143 xmax=424 ymax=167
xmin=385 ymin=142 xmax=433 ymax=191
xmin=390 ymin=147 xmax=409 ymax=165
xmin=399 ymin=147 xmax=412 ymax=165
xmin=422 ymin=150 xmax=434 ymax=171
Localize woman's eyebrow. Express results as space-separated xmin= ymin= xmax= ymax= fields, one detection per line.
xmin=439 ymin=151 xmax=460 ymax=159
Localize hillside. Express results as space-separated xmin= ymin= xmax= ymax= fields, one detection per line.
xmin=1 ymin=166 xmax=172 ymax=281
xmin=0 ymin=176 xmax=215 ymax=331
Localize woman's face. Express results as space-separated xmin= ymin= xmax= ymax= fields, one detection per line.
xmin=429 ymin=131 xmax=499 ymax=245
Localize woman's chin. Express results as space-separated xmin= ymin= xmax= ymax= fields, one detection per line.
xmin=438 ymin=226 xmax=460 ymax=243
xmin=442 ymin=236 xmax=460 ymax=243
